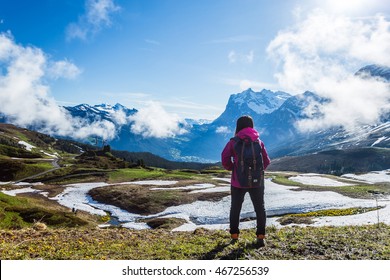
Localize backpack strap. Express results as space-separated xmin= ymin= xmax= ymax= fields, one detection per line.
xmin=240 ymin=140 xmax=245 ymax=172
xmin=257 ymin=139 xmax=265 ymax=171
xmin=231 ymin=136 xmax=243 ymax=171
xmin=251 ymin=141 xmax=257 ymax=171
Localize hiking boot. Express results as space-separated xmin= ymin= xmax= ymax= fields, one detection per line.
xmin=231 ymin=233 xmax=239 ymax=242
xmin=256 ymin=235 xmax=265 ymax=248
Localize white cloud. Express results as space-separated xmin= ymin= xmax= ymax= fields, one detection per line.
xmin=48 ymin=60 xmax=82 ymax=79
xmin=238 ymin=79 xmax=277 ymax=91
xmin=246 ymin=50 xmax=254 ymax=63
xmin=145 ymin=39 xmax=161 ymax=46
xmin=267 ymin=10 xmax=390 ymax=132
xmin=86 ymin=0 xmax=119 ymax=25
xmin=129 ymin=101 xmax=187 ymax=138
xmin=228 ymin=51 xmax=236 ymax=63
xmin=228 ymin=50 xmax=254 ymax=64
xmin=321 ymin=0 xmax=384 ymax=16
xmin=66 ymin=0 xmax=120 ymax=41
xmin=110 ymin=108 xmax=129 ymax=126
xmin=216 ymin=126 xmax=231 ymax=134
xmin=223 ymin=78 xmax=278 ymax=92
xmin=0 ymin=32 xmax=117 ymax=140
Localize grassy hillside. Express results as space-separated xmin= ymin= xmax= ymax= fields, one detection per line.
xmin=0 ymin=192 xmax=99 ymax=230
xmin=0 ymin=124 xmax=73 ymax=181
xmin=112 ymin=150 xmax=220 ymax=170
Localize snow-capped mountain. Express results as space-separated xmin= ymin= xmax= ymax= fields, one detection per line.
xmin=227 ymin=88 xmax=291 ymax=114
xmin=178 ymin=65 xmax=390 ymax=161
xmin=61 ymin=63 xmax=389 ymax=162
xmin=1 ymin=64 xmax=389 ymax=162
xmin=64 ymin=103 xmax=137 ymax=123
xmin=213 ymin=88 xmax=291 ymax=127
xmin=62 ymin=102 xmax=208 ymax=160
xmin=356 ymin=64 xmax=390 ymax=81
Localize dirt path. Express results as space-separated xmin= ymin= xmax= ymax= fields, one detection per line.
xmin=14 ymin=159 xmax=61 ymax=183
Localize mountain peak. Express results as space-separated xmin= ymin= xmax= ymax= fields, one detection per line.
xmin=242 ymin=88 xmax=254 ymax=94
xmin=356 ymin=64 xmax=390 ymax=81
xmin=95 ymin=103 xmax=112 ymax=109
xmin=113 ymin=103 xmax=126 ymax=110
xmin=73 ymin=104 xmax=93 ymax=111
xmin=93 ymin=103 xmax=131 ymax=112
xmin=213 ymin=88 xmax=292 ymax=126
xmin=230 ymin=89 xmax=291 ymax=112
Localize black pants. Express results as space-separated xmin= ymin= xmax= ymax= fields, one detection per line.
xmin=229 ymin=186 xmax=266 ymax=235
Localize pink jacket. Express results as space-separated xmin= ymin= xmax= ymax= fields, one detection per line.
xmin=221 ymin=127 xmax=271 ymax=188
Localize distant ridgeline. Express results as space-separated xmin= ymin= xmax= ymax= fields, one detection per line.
xmin=268 ymin=148 xmax=390 ymax=175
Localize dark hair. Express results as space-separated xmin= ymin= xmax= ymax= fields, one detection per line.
xmin=235 ymin=115 xmax=254 ymax=135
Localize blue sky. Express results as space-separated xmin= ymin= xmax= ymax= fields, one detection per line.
xmin=0 ymin=0 xmax=389 ymax=125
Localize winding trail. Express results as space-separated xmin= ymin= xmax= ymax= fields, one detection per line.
xmin=13 ymin=158 xmax=61 ymax=183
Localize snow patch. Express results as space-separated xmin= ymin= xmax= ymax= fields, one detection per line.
xmin=216 ymin=126 xmax=231 ymax=134
xmin=371 ymin=136 xmax=387 ymax=146
xmin=2 ymin=187 xmax=41 ymax=196
xmin=289 ymin=174 xmax=353 ymax=186
xmin=342 ymin=170 xmax=390 ymax=184
xmin=18 ymin=141 xmax=35 ymax=151
xmin=40 ymin=150 xmax=59 ymax=158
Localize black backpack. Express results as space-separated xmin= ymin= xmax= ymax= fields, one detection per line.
xmin=231 ymin=136 xmax=264 ymax=188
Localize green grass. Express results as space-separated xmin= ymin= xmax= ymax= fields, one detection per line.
xmin=271 ymin=174 xmax=304 ymax=187
xmin=201 ymin=168 xmax=230 ymax=175
xmin=14 ymin=162 xmax=54 ymax=180
xmin=0 ymin=192 xmax=91 ymax=230
xmin=108 ymin=168 xmax=166 ymax=182
xmin=277 ymin=207 xmax=382 ymax=225
xmin=0 ymin=193 xmax=31 ymax=229
xmin=11 ymin=130 xmax=29 ymax=142
xmin=108 ymin=167 xmax=203 ymax=183
xmin=0 ymin=144 xmax=41 ymax=158
xmin=329 ymin=184 xmax=390 ymax=199
xmin=1 ymin=224 xmax=389 ymax=259
xmin=290 ymin=207 xmax=382 ymax=217
xmin=28 ymin=166 xmax=110 ymax=184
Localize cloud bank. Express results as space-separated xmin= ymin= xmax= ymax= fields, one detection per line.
xmin=0 ymin=32 xmax=116 ymax=140
xmin=66 ymin=0 xmax=120 ymax=41
xmin=267 ymin=10 xmax=390 ymax=132
xmin=129 ymin=102 xmax=186 ymax=138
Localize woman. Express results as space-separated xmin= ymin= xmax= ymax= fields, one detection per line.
xmin=221 ymin=115 xmax=270 ymax=246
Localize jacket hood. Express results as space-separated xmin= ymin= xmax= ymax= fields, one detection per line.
xmin=236 ymin=127 xmax=259 ymax=141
